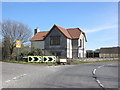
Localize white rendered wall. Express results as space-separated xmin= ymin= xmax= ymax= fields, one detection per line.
xmin=78 ymin=33 xmax=86 ymax=58
xmin=67 ymin=39 xmax=72 ymax=58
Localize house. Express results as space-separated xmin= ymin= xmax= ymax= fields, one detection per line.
xmin=99 ymin=47 xmax=119 ymax=58
xmin=31 ymin=24 xmax=87 ymax=59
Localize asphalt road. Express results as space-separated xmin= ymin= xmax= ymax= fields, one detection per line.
xmin=2 ymin=61 xmax=118 ymax=88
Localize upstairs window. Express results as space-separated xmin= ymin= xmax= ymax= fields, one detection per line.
xmin=80 ymin=39 xmax=82 ymax=47
xmin=50 ymin=36 xmax=60 ymax=45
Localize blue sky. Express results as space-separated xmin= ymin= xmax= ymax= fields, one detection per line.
xmin=2 ymin=2 xmax=118 ymax=50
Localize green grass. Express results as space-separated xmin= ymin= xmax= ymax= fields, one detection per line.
xmin=3 ymin=60 xmax=28 ymax=64
xmin=71 ymin=59 xmax=119 ymax=65
xmin=2 ymin=59 xmax=119 ymax=66
xmin=3 ymin=60 xmax=55 ymax=66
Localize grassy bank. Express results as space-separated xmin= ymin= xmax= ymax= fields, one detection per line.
xmin=72 ymin=59 xmax=119 ymax=65
xmin=2 ymin=59 xmax=119 ymax=66
xmin=3 ymin=60 xmax=55 ymax=66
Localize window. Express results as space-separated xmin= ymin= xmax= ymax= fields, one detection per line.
xmin=80 ymin=39 xmax=82 ymax=47
xmin=50 ymin=36 xmax=60 ymax=45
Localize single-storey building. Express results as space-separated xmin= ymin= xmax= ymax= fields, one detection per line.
xmin=86 ymin=50 xmax=99 ymax=58
xmin=99 ymin=47 xmax=119 ymax=58
xmin=30 ymin=24 xmax=87 ymax=59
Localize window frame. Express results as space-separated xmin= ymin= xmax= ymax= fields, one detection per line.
xmin=50 ymin=36 xmax=60 ymax=46
xmin=80 ymin=39 xmax=82 ymax=47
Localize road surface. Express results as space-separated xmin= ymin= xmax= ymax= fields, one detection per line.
xmin=2 ymin=61 xmax=118 ymax=88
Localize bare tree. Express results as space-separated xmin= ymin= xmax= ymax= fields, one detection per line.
xmin=2 ymin=20 xmax=32 ymax=60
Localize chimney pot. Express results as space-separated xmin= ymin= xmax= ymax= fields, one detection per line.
xmin=34 ymin=28 xmax=40 ymax=35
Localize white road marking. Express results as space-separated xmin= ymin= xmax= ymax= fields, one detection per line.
xmin=13 ymin=77 xmax=17 ymax=80
xmin=98 ymin=63 xmax=113 ymax=69
xmin=98 ymin=65 xmax=104 ymax=68
xmin=5 ymin=80 xmax=11 ymax=83
xmin=20 ymin=74 xmax=27 ymax=77
xmin=5 ymin=74 xmax=27 ymax=83
xmin=96 ymin=79 xmax=101 ymax=84
xmin=93 ymin=69 xmax=96 ymax=75
xmin=100 ymin=83 xmax=104 ymax=88
xmin=96 ymin=79 xmax=104 ymax=88
xmin=92 ymin=65 xmax=105 ymax=88
xmin=98 ymin=66 xmax=102 ymax=68
xmin=48 ymin=66 xmax=60 ymax=68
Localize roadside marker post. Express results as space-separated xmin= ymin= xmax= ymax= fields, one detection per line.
xmin=28 ymin=56 xmax=42 ymax=62
xmin=28 ymin=56 xmax=56 ymax=63
xmin=43 ymin=56 xmax=56 ymax=62
xmin=16 ymin=40 xmax=22 ymax=61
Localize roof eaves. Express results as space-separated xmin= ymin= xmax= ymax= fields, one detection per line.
xmin=77 ymin=28 xmax=87 ymax=42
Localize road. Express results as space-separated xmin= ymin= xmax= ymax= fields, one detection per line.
xmin=2 ymin=61 xmax=118 ymax=88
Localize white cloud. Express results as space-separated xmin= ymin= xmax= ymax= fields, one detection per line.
xmin=85 ymin=24 xmax=117 ymax=33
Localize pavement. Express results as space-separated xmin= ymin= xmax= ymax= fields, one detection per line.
xmin=1 ymin=61 xmax=119 ymax=88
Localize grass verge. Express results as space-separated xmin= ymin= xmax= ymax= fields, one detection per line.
xmin=71 ymin=59 xmax=119 ymax=65
xmin=3 ymin=60 xmax=55 ymax=66
xmin=2 ymin=59 xmax=119 ymax=66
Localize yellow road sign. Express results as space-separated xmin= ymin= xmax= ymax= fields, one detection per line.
xmin=16 ymin=40 xmax=22 ymax=48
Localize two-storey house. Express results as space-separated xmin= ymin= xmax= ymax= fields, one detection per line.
xmin=31 ymin=24 xmax=87 ymax=58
